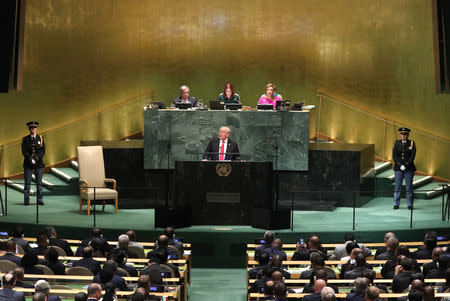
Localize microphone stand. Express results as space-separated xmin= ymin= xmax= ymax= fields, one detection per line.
xmin=165 ymin=143 xmax=171 ymax=209
xmin=274 ymin=145 xmax=279 ymax=211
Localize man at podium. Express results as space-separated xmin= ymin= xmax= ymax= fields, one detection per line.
xmin=202 ymin=126 xmax=241 ymax=161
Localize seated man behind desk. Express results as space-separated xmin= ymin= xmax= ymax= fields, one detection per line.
xmin=202 ymin=126 xmax=240 ymax=161
xmin=172 ymin=85 xmax=197 ymax=107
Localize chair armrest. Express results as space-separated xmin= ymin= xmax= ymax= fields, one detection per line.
xmin=104 ymin=178 xmax=116 ymax=190
xmin=79 ymin=179 xmax=88 ymax=192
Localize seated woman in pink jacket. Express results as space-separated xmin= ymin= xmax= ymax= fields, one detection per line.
xmin=257 ymin=83 xmax=283 ymax=108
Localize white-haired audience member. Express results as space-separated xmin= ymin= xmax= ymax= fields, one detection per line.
xmin=34 ymin=279 xmax=62 ymax=301
xmin=0 ymin=271 xmax=25 ymax=301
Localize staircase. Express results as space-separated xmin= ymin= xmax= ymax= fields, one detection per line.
xmin=6 ymin=160 xmax=79 ymax=196
xmin=374 ymin=161 xmax=448 ymax=199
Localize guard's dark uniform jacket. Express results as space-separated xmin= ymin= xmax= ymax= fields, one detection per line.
xmin=21 ymin=134 xmax=45 ymax=169
xmin=392 ymin=139 xmax=416 ymax=171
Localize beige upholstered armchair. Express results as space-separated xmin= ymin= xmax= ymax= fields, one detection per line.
xmin=77 ymin=146 xmax=118 ymax=215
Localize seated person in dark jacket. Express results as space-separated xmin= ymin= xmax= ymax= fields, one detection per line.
xmin=156 ymin=247 xmax=180 ymax=278
xmin=271 ymin=270 xmax=295 ymax=294
xmin=374 ymin=232 xmax=396 ymax=259
xmin=346 ymin=277 xmax=369 ymax=301
xmin=340 ymin=248 xmax=373 ymax=279
xmin=31 ymin=232 xmax=49 ymax=256
xmin=375 ymin=236 xmax=399 ymax=260
xmin=72 ymin=246 xmax=101 ymax=275
xmin=414 ymin=231 xmax=437 ymax=259
xmin=344 ymin=253 xmax=373 ymax=279
xmin=254 ymin=231 xmax=275 ymax=262
xmin=10 ymin=226 xmax=32 ymax=254
xmin=76 ymin=227 xmax=112 ymax=257
xmin=423 ymin=285 xmax=435 ymax=301
xmin=44 ymin=226 xmax=74 ymax=256
xmin=20 ymin=253 xmax=44 ymax=275
xmin=108 ymin=248 xmax=137 ymax=277
xmin=141 ymin=253 xmax=164 ymax=280
xmin=292 ymin=235 xmax=327 ymax=261
xmin=392 ymin=257 xmax=422 ymax=293
xmin=93 ymin=260 xmax=129 ymax=291
xmin=304 ymin=278 xmax=327 ymax=301
xmin=0 ymin=240 xmax=22 ymax=266
xmin=12 ymin=267 xmax=35 ymax=288
xmin=427 ymin=253 xmax=450 ymax=278
xmin=301 ymin=252 xmax=336 ymax=279
xmin=422 ymin=247 xmax=443 ymax=278
xmin=269 ymin=254 xmax=291 ymax=279
xmin=408 ymin=290 xmax=424 ymax=301
xmin=362 ymin=269 xmax=388 ymax=293
xmin=272 ymin=282 xmax=288 ymax=301
xmin=263 ymin=238 xmax=287 ymax=261
xmin=0 ymin=271 xmax=26 ymax=301
xmin=303 ymin=269 xmax=339 ymax=293
xmin=44 ymin=247 xmax=66 ymax=275
xmin=365 ymin=285 xmax=380 ymax=301
xmin=154 ymin=226 xmax=183 ymax=253
xmin=249 ymin=250 xmax=270 ymax=279
xmin=248 ymin=266 xmax=272 ymax=294
xmin=135 ymin=275 xmax=163 ymax=301
xmin=381 ymin=245 xmax=421 ymax=278
xmin=172 ymin=85 xmax=197 ymax=107
xmin=147 ymin=235 xmax=180 ymax=260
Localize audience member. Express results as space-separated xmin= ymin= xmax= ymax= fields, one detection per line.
xmin=381 ymin=245 xmax=421 ymax=278
xmin=31 ymin=232 xmax=49 ymax=255
xmin=32 ymin=292 xmax=46 ymax=301
xmin=108 ymin=248 xmax=137 ymax=277
xmin=374 ymin=232 xmax=396 ymax=258
xmin=303 ymin=269 xmax=339 ymax=294
xmin=375 ymin=236 xmax=399 ymax=260
xmin=269 ymin=254 xmax=291 ymax=279
xmin=263 ymin=238 xmax=287 ymax=260
xmin=292 ymin=235 xmax=327 ymax=261
xmin=248 ymin=250 xmax=270 ymax=279
xmin=72 ymin=246 xmax=101 ymax=275
xmin=362 ymin=268 xmax=388 ymax=293
xmin=321 ymin=286 xmax=336 ymax=301
xmin=0 ymin=271 xmax=25 ymax=301
xmin=155 ymin=247 xmax=180 ymax=278
xmin=93 ymin=260 xmax=128 ymax=291
xmin=76 ymin=228 xmax=112 ymax=257
xmin=87 ymin=283 xmax=102 ymax=300
xmin=422 ymin=247 xmax=443 ymax=278
xmin=13 ymin=267 xmax=35 ymax=288
xmin=426 ymin=253 xmax=449 ymax=278
xmin=263 ymin=280 xmax=275 ymax=298
xmin=20 ymin=253 xmax=44 ymax=274
xmin=344 ymin=254 xmax=373 ymax=279
xmin=391 ymin=258 xmax=421 ymax=293
xmin=248 ymin=266 xmax=272 ymax=294
xmin=331 ymin=233 xmax=371 ymax=260
xmin=147 ymin=235 xmax=179 ymax=260
xmin=44 ymin=226 xmax=74 ymax=256
xmin=101 ymin=282 xmax=117 ymax=301
xmin=422 ymin=285 xmax=435 ymax=301
xmin=0 ymin=240 xmax=22 ymax=265
xmin=346 ymin=277 xmax=369 ymax=301
xmin=44 ymin=247 xmax=66 ymax=275
xmin=114 ymin=234 xmax=138 ymax=258
xmin=125 ymin=230 xmax=144 ymax=250
xmin=438 ymin=267 xmax=450 ymax=293
xmin=154 ymin=227 xmax=183 ymax=253
xmin=303 ymin=279 xmax=327 ymax=301
xmin=301 ymin=252 xmax=336 ymax=279
xmin=10 ymin=226 xmax=31 ymax=253
xmin=74 ymin=291 xmax=88 ymax=301
xmin=340 ymin=242 xmax=360 ymax=262
xmin=364 ymin=286 xmax=379 ymax=301
xmin=340 ymin=248 xmax=372 ymax=279
xmin=140 ymin=253 xmax=164 ymax=283
xmin=414 ymin=231 xmax=437 ymax=259
xmin=408 ymin=290 xmax=423 ymax=301
xmin=34 ymin=279 xmax=62 ymax=301
xmin=272 ymin=282 xmax=287 ymax=301
xmin=255 ymin=231 xmax=275 ymax=261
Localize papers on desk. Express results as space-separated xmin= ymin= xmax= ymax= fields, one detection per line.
xmin=303 ymin=105 xmax=315 ymax=110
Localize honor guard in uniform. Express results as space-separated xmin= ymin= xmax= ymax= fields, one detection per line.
xmin=392 ymin=127 xmax=416 ymax=210
xmin=21 ymin=121 xmax=45 ymax=206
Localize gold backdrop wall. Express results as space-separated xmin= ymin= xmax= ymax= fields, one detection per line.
xmin=0 ymin=0 xmax=449 ymax=179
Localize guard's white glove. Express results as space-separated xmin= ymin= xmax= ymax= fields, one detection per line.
xmin=400 ymin=165 xmax=406 ymax=171
xmin=31 ymin=159 xmax=36 ymax=165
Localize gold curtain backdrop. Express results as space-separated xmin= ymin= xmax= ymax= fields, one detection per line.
xmin=0 ymin=0 xmax=448 ymax=179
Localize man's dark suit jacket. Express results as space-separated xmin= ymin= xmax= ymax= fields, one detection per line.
xmin=72 ymin=258 xmax=101 ymax=275
xmin=344 ymin=266 xmax=374 ymax=279
xmin=346 ymin=290 xmax=365 ymax=301
xmin=375 ymin=250 xmax=395 ymax=260
xmin=93 ymin=274 xmax=128 ymax=291
xmin=47 ymin=261 xmax=66 ymax=275
xmin=392 ymin=271 xmax=418 ymax=293
xmin=300 ymin=267 xmax=336 ymax=279
xmin=263 ymin=246 xmax=287 ymax=261
xmin=0 ymin=287 xmax=25 ymax=301
xmin=0 ymin=252 xmax=22 ymax=266
xmin=303 ymin=284 xmax=339 ymax=293
xmin=413 ymin=246 xmax=433 ymax=259
xmin=172 ymin=96 xmax=197 ymax=107
xmin=291 ymin=248 xmax=327 ymax=261
xmin=422 ymin=261 xmax=438 ymax=278
xmin=381 ymin=258 xmax=421 ymax=279
xmin=427 ymin=268 xmax=445 ymax=279
xmin=203 ymin=138 xmax=241 ymax=161
xmin=31 ymin=246 xmax=48 ymax=256
xmin=303 ymin=292 xmax=322 ymax=301
xmin=49 ymin=237 xmax=74 ymax=256
xmin=374 ymin=246 xmax=387 ymax=259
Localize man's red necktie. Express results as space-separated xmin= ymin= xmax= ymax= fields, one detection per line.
xmin=219 ymin=140 xmax=225 ymax=161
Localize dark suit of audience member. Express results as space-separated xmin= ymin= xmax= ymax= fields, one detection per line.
xmin=254 ymin=231 xmax=275 ymax=262
xmin=346 ymin=290 xmax=365 ymax=301
xmin=44 ymin=247 xmax=66 ymax=275
xmin=426 ymin=254 xmax=449 ymax=279
xmin=301 ymin=252 xmax=336 ymax=280
xmin=154 ymin=227 xmax=184 ymax=254
xmin=248 ymin=266 xmax=272 ymax=294
xmin=331 ymin=233 xmax=372 ymax=260
xmin=303 ymin=269 xmax=339 ymax=294
xmin=0 ymin=272 xmax=25 ymax=301
xmin=303 ymin=292 xmax=322 ymax=301
xmin=108 ymin=248 xmax=138 ymax=277
xmin=147 ymin=234 xmax=180 ymax=261
xmin=72 ymin=246 xmax=101 ymax=275
xmin=76 ymin=228 xmax=112 ymax=256
xmin=20 ymin=253 xmax=44 ymax=275
xmin=292 ymin=235 xmax=328 ymax=261
xmin=391 ymin=258 xmax=421 ymax=293
xmin=0 ymin=241 xmax=22 ymax=266
xmin=248 ymin=250 xmax=270 ymax=279
xmin=414 ymin=233 xmax=437 ymax=259
xmin=381 ymin=245 xmax=421 ymax=278
xmin=93 ymin=260 xmax=128 ymax=291
xmin=375 ymin=236 xmax=399 ymax=261
xmin=44 ymin=226 xmax=74 ymax=256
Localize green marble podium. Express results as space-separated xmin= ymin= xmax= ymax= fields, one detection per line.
xmin=144 ymin=109 xmax=309 ymax=171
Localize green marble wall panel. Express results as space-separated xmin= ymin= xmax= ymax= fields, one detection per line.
xmin=144 ymin=110 xmax=309 ymax=171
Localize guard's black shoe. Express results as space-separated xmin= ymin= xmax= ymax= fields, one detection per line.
xmin=408 ymin=206 xmax=414 ymax=210
xmin=393 ymin=205 xmax=399 ymax=210
xmin=38 ymin=201 xmax=44 ymax=206
xmin=24 ymin=202 xmax=29 ymax=206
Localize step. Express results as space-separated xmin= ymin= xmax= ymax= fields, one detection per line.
xmin=374 ymin=161 xmax=392 ymax=175
xmin=415 ymin=182 xmax=448 ymax=199
xmin=426 ymin=183 xmax=449 ymax=199
xmin=51 ymin=167 xmax=79 ymax=183
xmin=32 ymin=174 xmax=70 ymax=188
xmin=376 ymin=169 xmax=394 ymax=180
xmin=6 ymin=179 xmax=52 ymax=195
xmin=71 ymin=160 xmax=78 ymax=171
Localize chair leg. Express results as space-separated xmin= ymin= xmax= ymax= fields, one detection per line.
xmin=79 ymin=198 xmax=83 ymax=212
xmin=115 ymin=198 xmax=118 ymax=214
xmin=102 ymin=201 xmax=105 ymax=212
xmin=87 ymin=199 xmax=90 ymax=216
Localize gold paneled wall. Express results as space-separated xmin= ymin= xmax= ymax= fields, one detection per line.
xmin=0 ymin=0 xmax=449 ymax=179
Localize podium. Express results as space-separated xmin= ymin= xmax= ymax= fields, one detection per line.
xmin=155 ymin=161 xmax=290 ymax=229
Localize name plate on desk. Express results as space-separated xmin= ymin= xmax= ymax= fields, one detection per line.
xmin=207 ymin=192 xmax=240 ymax=203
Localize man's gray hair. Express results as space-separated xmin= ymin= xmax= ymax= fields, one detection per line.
xmin=35 ymin=279 xmax=50 ymax=295
xmin=321 ymin=286 xmax=336 ymax=299
xmin=118 ymin=234 xmax=130 ymax=243
xmin=354 ymin=277 xmax=369 ymax=292
xmin=179 ymin=85 xmax=190 ymax=92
